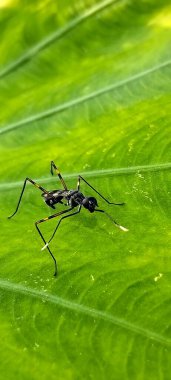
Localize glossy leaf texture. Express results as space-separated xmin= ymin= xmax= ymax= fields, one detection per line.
xmin=0 ymin=0 xmax=171 ymax=379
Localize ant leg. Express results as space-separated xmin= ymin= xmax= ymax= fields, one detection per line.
xmin=35 ymin=207 xmax=73 ymax=276
xmin=95 ymin=209 xmax=128 ymax=232
xmin=8 ymin=178 xmax=48 ymax=219
xmin=50 ymin=161 xmax=68 ymax=190
xmin=77 ymin=176 xmax=81 ymax=191
xmin=35 ymin=223 xmax=58 ymax=277
xmin=41 ymin=205 xmax=82 ymax=251
xmin=77 ymin=175 xmax=125 ymax=205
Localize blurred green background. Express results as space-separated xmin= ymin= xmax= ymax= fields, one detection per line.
xmin=0 ymin=0 xmax=171 ymax=379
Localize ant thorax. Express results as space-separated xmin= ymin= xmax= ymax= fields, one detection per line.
xmin=67 ymin=191 xmax=85 ymax=207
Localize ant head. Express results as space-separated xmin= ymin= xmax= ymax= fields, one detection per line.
xmin=82 ymin=197 xmax=98 ymax=213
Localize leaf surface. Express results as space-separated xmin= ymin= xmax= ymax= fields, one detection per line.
xmin=0 ymin=1 xmax=171 ymax=379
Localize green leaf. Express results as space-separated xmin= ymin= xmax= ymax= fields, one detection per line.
xmin=0 ymin=0 xmax=171 ymax=379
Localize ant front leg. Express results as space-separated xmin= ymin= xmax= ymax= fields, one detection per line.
xmin=8 ymin=178 xmax=48 ymax=219
xmin=77 ymin=175 xmax=125 ymax=206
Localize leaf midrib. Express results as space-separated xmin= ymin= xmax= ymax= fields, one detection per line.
xmin=0 ymin=278 xmax=170 ymax=347
xmin=0 ymin=162 xmax=171 ymax=190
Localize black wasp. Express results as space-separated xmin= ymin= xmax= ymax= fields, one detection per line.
xmin=8 ymin=161 xmax=128 ymax=276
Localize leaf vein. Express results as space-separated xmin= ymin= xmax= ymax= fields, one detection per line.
xmin=0 ymin=58 xmax=171 ymax=136
xmin=0 ymin=279 xmax=170 ymax=347
xmin=0 ymin=162 xmax=171 ymax=190
xmin=0 ymin=0 xmax=124 ymax=79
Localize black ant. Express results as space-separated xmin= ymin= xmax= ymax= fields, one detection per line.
xmin=8 ymin=161 xmax=128 ymax=276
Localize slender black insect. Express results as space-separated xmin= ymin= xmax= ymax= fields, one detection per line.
xmin=8 ymin=161 xmax=128 ymax=276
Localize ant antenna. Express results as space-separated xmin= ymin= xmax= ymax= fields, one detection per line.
xmin=95 ymin=209 xmax=129 ymax=232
